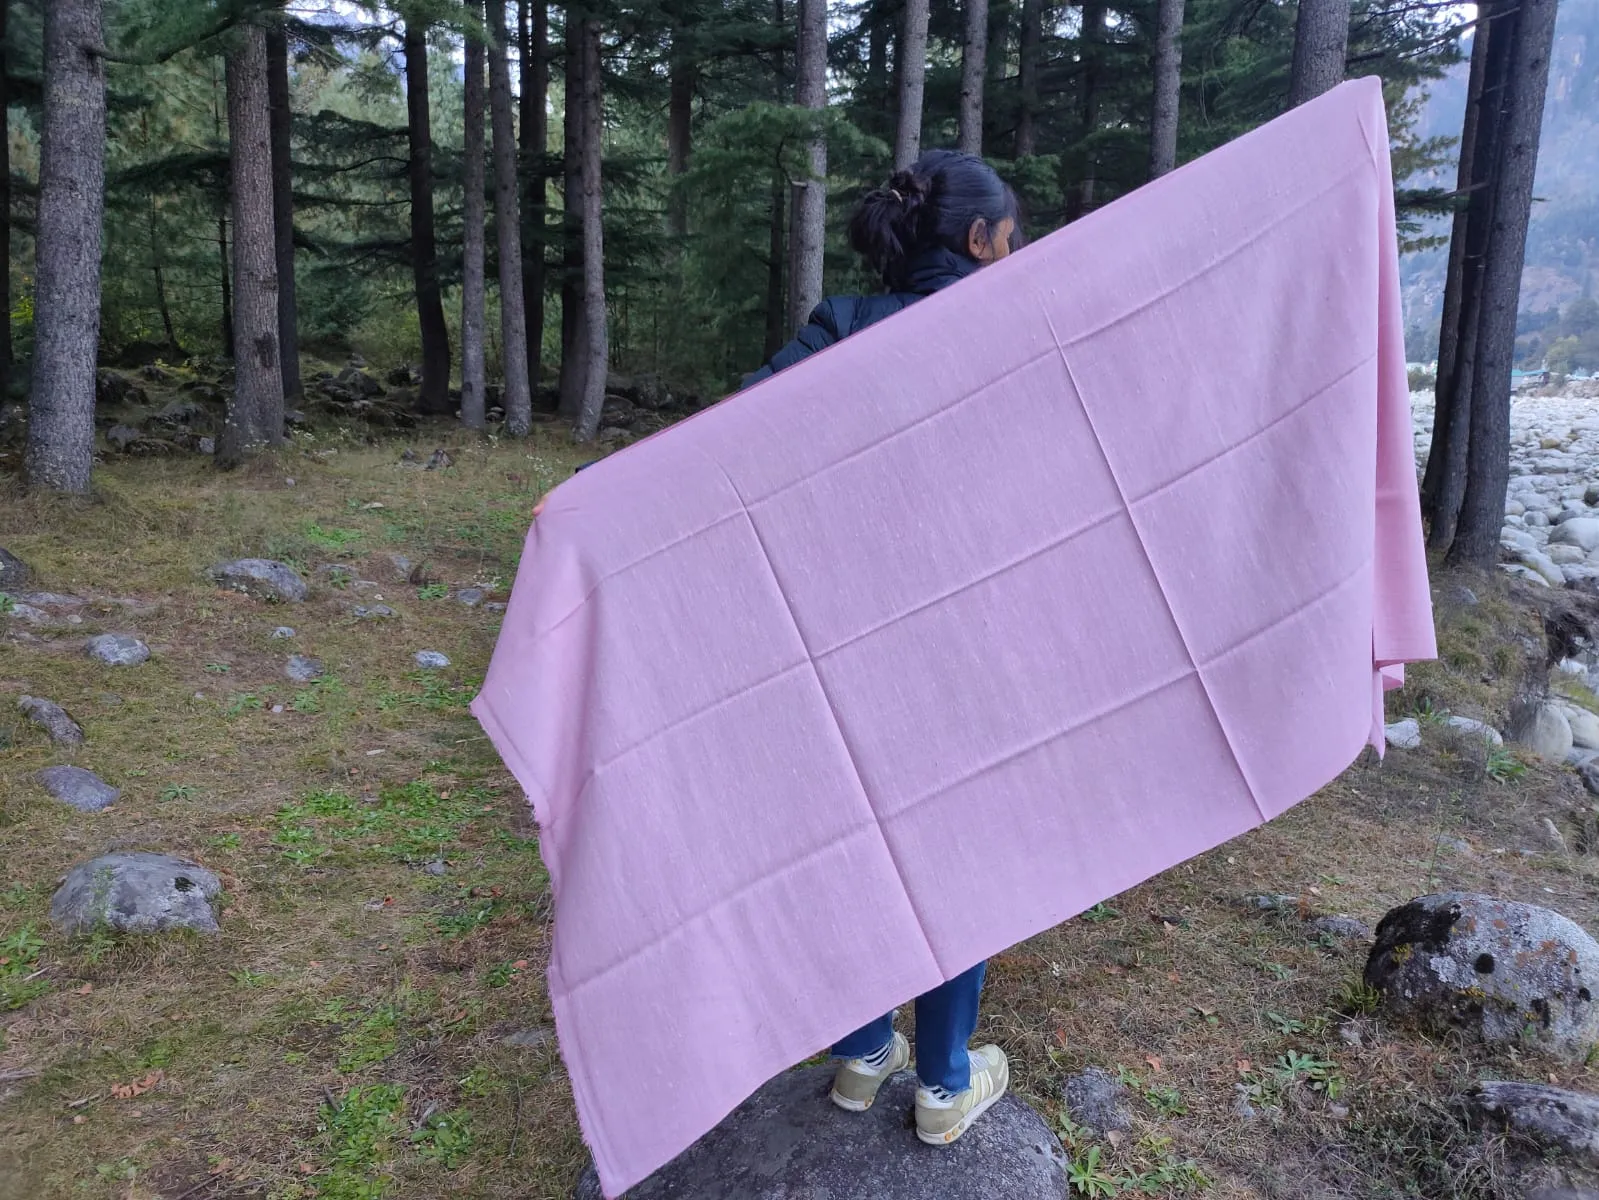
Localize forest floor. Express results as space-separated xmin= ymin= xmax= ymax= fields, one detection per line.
xmin=3 ymin=420 xmax=1599 ymax=1200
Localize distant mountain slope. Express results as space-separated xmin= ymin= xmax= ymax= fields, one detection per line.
xmin=1399 ymin=0 xmax=1597 ymax=363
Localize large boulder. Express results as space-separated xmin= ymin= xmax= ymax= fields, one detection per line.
xmin=1517 ymin=703 xmax=1576 ymax=762
xmin=1553 ymin=519 xmax=1599 ymax=554
xmin=572 ymin=1064 xmax=1068 ymax=1200
xmin=49 ymin=852 xmax=222 ymax=935
xmin=1365 ymin=893 xmax=1599 ymax=1059
xmin=0 ymin=546 xmax=28 ymax=590
xmin=1467 ymin=1081 xmax=1599 ymax=1166
xmin=209 ymin=558 xmax=309 ymax=603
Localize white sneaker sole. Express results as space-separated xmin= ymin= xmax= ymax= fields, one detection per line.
xmin=829 ymin=1088 xmax=876 ymax=1112
xmin=915 ymin=1069 xmax=1009 ymax=1146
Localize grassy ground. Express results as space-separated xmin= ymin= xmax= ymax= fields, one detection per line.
xmin=4 ymin=424 xmax=1599 ymax=1200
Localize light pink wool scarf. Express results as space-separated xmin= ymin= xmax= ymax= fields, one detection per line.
xmin=473 ymin=77 xmax=1436 ymax=1197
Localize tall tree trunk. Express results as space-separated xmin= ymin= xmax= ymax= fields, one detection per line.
xmin=983 ymin=0 xmax=1010 ymax=152
xmin=1429 ymin=3 xmax=1514 ymax=549
xmin=958 ymin=0 xmax=988 ymax=156
xmin=788 ymin=0 xmax=827 ymax=331
xmin=667 ymin=9 xmax=694 ymax=240
xmin=0 ymin=0 xmax=12 ymax=402
xmin=894 ymin=0 xmax=930 ymax=169
xmin=1421 ymin=14 xmax=1492 ymax=519
xmin=1148 ymin=0 xmax=1183 ymax=178
xmin=764 ymin=182 xmax=787 ymax=359
xmin=1015 ymin=0 xmax=1041 ymax=157
xmin=212 ymin=61 xmax=233 ymax=359
xmin=1448 ymin=0 xmax=1561 ymax=569
xmin=864 ymin=0 xmax=894 ymax=144
xmin=221 ymin=22 xmax=283 ymax=466
xmin=25 ymin=0 xmax=105 ymax=493
xmin=218 ymin=210 xmax=233 ymax=358
xmin=1288 ymin=0 xmax=1350 ymax=107
xmin=488 ymin=0 xmax=532 ymax=435
xmin=266 ymin=22 xmax=300 ymax=401
xmin=520 ymin=0 xmax=548 ymax=404
xmin=1069 ymin=1 xmax=1105 ymax=219
xmin=557 ymin=10 xmax=585 ymax=419
xmin=148 ymin=199 xmax=180 ymax=355
xmin=573 ymin=16 xmax=607 ymax=441
xmin=462 ymin=2 xmax=487 ymax=430
xmin=404 ymin=19 xmax=453 ymax=414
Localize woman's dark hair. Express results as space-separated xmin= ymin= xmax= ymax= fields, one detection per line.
xmin=848 ymin=150 xmax=1022 ymax=290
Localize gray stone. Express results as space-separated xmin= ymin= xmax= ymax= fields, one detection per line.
xmin=86 ymin=633 xmax=150 ymax=666
xmin=1385 ymin=719 xmax=1422 ymax=750
xmin=1554 ymin=519 xmax=1599 ymax=553
xmin=209 ymin=558 xmax=308 ymax=604
xmin=1519 ymin=703 xmax=1575 ymax=761
xmin=424 ymin=448 xmax=454 ymax=470
xmin=1437 ymin=836 xmax=1475 ymax=856
xmin=571 ymin=1064 xmax=1067 ymax=1200
xmin=503 ymin=1025 xmax=554 ymax=1048
xmin=1365 ymin=893 xmax=1599 ymax=1060
xmin=354 ymin=604 xmax=396 ymax=620
xmin=197 ymin=437 xmax=216 ymax=456
xmin=1309 ymin=915 xmax=1372 ymax=940
xmin=1062 ymin=1066 xmax=1133 ymax=1134
xmin=36 ymin=765 xmax=118 ymax=812
xmin=286 ymin=655 xmax=324 ymax=684
xmin=1447 ymin=715 xmax=1504 ymax=746
xmin=106 ymin=423 xmax=142 ymax=451
xmin=375 ymin=553 xmax=413 ymax=582
xmin=1523 ymin=550 xmax=1567 ymax=587
xmin=1566 ymin=706 xmax=1599 ymax=751
xmin=484 ymin=602 xmax=507 ymax=614
xmin=1581 ymin=760 xmax=1599 ymax=798
xmin=414 ymin=650 xmax=450 ymax=669
xmin=422 ymin=859 xmax=447 ymax=877
xmin=269 ymin=626 xmax=296 ymax=640
xmin=49 ymin=852 xmax=222 ymax=935
xmin=1468 ymin=1081 xmax=1599 ymax=1166
xmin=1502 ymin=563 xmax=1553 ymax=587
xmin=0 ymin=546 xmax=29 ymax=590
xmin=1551 ymin=544 xmax=1591 ymax=567
xmin=456 ymin=587 xmax=485 ymax=608
xmin=19 ymin=696 xmax=84 ymax=746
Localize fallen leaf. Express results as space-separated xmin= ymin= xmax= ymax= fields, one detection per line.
xmin=1551 ymin=1072 xmax=1561 ymax=1084
xmin=439 ymin=791 xmax=452 ymax=800
xmin=209 ymin=1159 xmax=233 ymax=1176
xmin=73 ymin=1115 xmax=87 ymax=1125
xmin=1145 ymin=1055 xmax=1163 ymax=1073
xmin=110 ymin=1070 xmax=163 ymax=1100
xmin=1309 ymin=885 xmax=1323 ymax=896
xmin=1106 ymin=1129 xmax=1125 ymax=1148
xmin=451 ymin=1009 xmax=468 ymax=1022
xmin=299 ymin=1163 xmax=316 ymax=1175
xmin=1167 ymin=971 xmax=1182 ymax=983
xmin=377 ymin=944 xmax=390 ymax=951
xmin=129 ymin=1109 xmax=143 ymax=1118
xmin=75 ymin=983 xmax=93 ymax=995
xmin=1103 ymin=964 xmax=1124 ymax=975
xmin=512 ymin=959 xmax=529 ymax=970
xmin=0 ymin=957 xmax=10 ymax=967
xmin=308 ymin=961 xmax=322 ymax=968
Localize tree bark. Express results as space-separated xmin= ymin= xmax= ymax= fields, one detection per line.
xmin=983 ymin=0 xmax=1009 ymax=151
xmin=1448 ymin=0 xmax=1561 ymax=569
xmin=894 ymin=0 xmax=930 ymax=169
xmin=26 ymin=0 xmax=105 ymax=493
xmin=864 ymin=0 xmax=893 ymax=144
xmin=488 ymin=0 xmax=532 ymax=435
xmin=519 ymin=0 xmax=548 ymax=403
xmin=1288 ymin=0 xmax=1350 ymax=107
xmin=404 ymin=19 xmax=453 ymax=414
xmin=557 ymin=9 xmax=585 ymax=419
xmin=764 ymin=181 xmax=787 ymax=360
xmin=0 ymin=0 xmax=12 ymax=402
xmin=148 ymin=198 xmax=180 ymax=355
xmin=667 ymin=8 xmax=695 ymax=240
xmin=462 ymin=2 xmax=487 ymax=430
xmin=1429 ymin=3 xmax=1513 ymax=549
xmin=958 ymin=0 xmax=988 ymax=156
xmin=218 ymin=209 xmax=233 ymax=359
xmin=1015 ymin=0 xmax=1041 ymax=157
xmin=573 ymin=16 xmax=607 ymax=442
xmin=221 ymin=22 xmax=283 ymax=466
xmin=1069 ymin=1 xmax=1105 ymax=219
xmin=266 ymin=22 xmax=300 ymax=400
xmin=1421 ymin=14 xmax=1492 ymax=519
xmin=788 ymin=0 xmax=827 ymax=331
xmin=1148 ymin=0 xmax=1183 ymax=178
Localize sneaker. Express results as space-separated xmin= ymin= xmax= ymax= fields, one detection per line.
xmin=914 ymin=1045 xmax=1009 ymax=1145
xmin=829 ymin=1030 xmax=911 ymax=1112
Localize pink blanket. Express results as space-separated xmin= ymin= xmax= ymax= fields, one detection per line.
xmin=473 ymin=77 xmax=1435 ymax=1197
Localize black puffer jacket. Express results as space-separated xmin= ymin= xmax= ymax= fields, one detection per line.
xmin=742 ymin=247 xmax=977 ymax=388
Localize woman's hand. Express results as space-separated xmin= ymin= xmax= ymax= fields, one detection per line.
xmin=533 ymin=493 xmax=550 ymax=519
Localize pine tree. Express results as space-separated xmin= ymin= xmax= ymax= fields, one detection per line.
xmin=789 ymin=0 xmax=826 ymax=329
xmin=1289 ymin=0 xmax=1351 ymax=106
xmin=573 ymin=12 xmax=607 ymax=441
xmin=894 ymin=0 xmax=929 ymax=168
xmin=403 ymin=11 xmax=453 ymax=414
xmin=958 ymin=0 xmax=988 ymax=156
xmin=26 ymin=0 xmax=106 ymax=494
xmin=266 ymin=18 xmax=300 ymax=400
xmin=488 ymin=0 xmax=532 ymax=435
xmin=462 ymin=0 xmax=488 ymax=430
xmin=519 ymin=0 xmax=549 ymax=403
xmin=1149 ymin=0 xmax=1184 ymax=177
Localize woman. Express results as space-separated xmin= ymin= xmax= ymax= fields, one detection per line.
xmin=536 ymin=149 xmax=1021 ymax=1146
xmin=753 ymin=149 xmax=1019 ymax=1148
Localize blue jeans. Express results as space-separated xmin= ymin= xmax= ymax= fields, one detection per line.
xmin=831 ymin=961 xmax=987 ymax=1092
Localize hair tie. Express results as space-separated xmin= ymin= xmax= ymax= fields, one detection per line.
xmin=887 ymin=188 xmax=903 ymax=204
